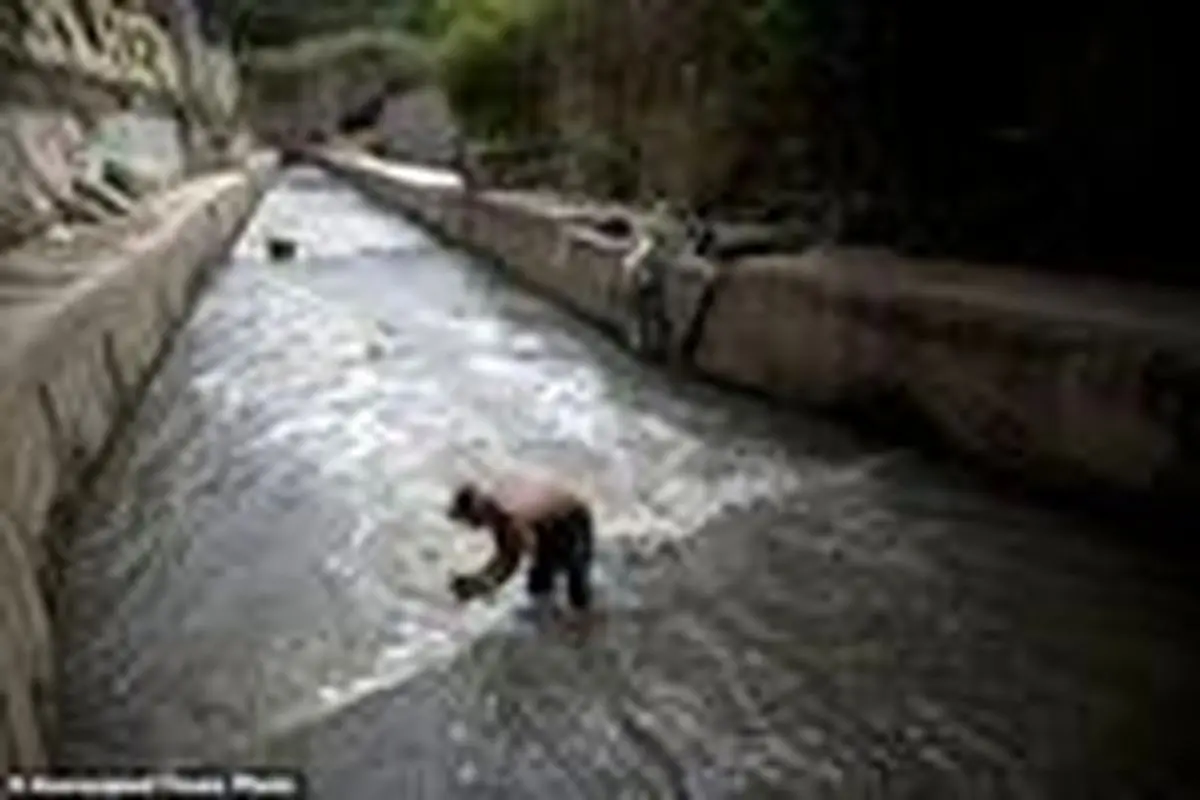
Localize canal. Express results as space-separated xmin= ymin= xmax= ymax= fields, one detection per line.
xmin=51 ymin=168 xmax=1200 ymax=798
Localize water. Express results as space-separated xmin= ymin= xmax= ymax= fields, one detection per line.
xmin=51 ymin=169 xmax=1200 ymax=798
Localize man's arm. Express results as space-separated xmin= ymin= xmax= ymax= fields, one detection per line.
xmin=451 ymin=527 xmax=524 ymax=601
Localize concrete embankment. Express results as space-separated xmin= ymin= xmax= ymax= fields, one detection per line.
xmin=0 ymin=152 xmax=278 ymax=770
xmin=313 ymin=148 xmax=1200 ymax=506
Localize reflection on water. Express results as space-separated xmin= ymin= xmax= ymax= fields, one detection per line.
xmin=53 ymin=169 xmax=1200 ymax=798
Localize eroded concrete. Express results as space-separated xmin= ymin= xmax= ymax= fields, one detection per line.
xmin=0 ymin=153 xmax=276 ymax=771
xmin=50 ymin=169 xmax=1200 ymax=798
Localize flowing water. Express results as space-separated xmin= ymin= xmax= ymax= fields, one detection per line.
xmin=51 ymin=168 xmax=1200 ymax=798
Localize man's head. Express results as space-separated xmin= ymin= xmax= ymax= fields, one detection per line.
xmin=447 ymin=482 xmax=489 ymax=528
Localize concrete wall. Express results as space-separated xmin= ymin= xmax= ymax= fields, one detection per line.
xmin=315 ymin=148 xmax=1200 ymax=503
xmin=335 ymin=160 xmax=625 ymax=328
xmin=0 ymin=151 xmax=278 ymax=771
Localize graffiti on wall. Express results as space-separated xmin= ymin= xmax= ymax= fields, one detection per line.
xmin=0 ymin=0 xmax=181 ymax=97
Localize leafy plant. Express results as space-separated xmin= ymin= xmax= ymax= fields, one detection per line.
xmin=433 ymin=0 xmax=562 ymax=140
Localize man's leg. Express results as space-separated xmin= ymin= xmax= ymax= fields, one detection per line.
xmin=564 ymin=509 xmax=595 ymax=612
xmin=526 ymin=555 xmax=556 ymax=601
xmin=566 ymin=562 xmax=591 ymax=612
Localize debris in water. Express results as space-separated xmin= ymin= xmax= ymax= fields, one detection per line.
xmin=267 ymin=237 xmax=297 ymax=261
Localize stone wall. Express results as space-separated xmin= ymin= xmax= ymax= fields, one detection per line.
xmin=2 ymin=1 xmax=183 ymax=97
xmin=1 ymin=0 xmax=246 ymax=250
xmin=315 ymin=148 xmax=1200 ymax=503
xmin=0 ymin=151 xmax=278 ymax=771
xmin=0 ymin=106 xmax=89 ymax=250
xmin=82 ymin=109 xmax=185 ymax=186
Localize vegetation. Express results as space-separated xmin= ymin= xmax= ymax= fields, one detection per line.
xmin=203 ymin=0 xmax=434 ymax=51
xmin=210 ymin=0 xmax=1193 ymax=281
xmin=421 ymin=0 xmax=1191 ymax=278
xmin=240 ymin=29 xmax=431 ymax=106
xmin=432 ymin=0 xmax=561 ymax=142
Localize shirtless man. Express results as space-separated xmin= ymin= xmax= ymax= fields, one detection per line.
xmin=446 ymin=476 xmax=595 ymax=623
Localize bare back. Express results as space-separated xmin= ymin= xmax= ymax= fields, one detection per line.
xmin=491 ymin=474 xmax=586 ymax=525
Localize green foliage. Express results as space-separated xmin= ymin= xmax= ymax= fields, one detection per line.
xmin=211 ymin=0 xmax=1195 ymax=277
xmin=210 ymin=0 xmax=568 ymax=138
xmin=433 ymin=0 xmax=563 ymax=140
xmin=220 ymin=0 xmax=829 ymax=202
xmin=746 ymin=0 xmax=815 ymax=88
xmin=571 ymin=132 xmax=641 ymax=199
xmin=210 ymin=0 xmax=428 ymax=51
xmin=428 ymin=0 xmax=831 ymax=199
xmin=242 ymin=29 xmax=432 ymax=105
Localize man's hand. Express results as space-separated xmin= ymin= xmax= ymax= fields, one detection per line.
xmin=449 ymin=573 xmax=488 ymax=603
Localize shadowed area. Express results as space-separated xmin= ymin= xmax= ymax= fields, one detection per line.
xmin=51 ymin=169 xmax=1200 ymax=799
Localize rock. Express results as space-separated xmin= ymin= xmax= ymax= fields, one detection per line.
xmin=45 ymin=224 xmax=75 ymax=244
xmin=85 ymin=113 xmax=184 ymax=194
xmin=594 ymin=214 xmax=634 ymax=239
xmin=75 ymin=175 xmax=134 ymax=217
xmin=0 ymin=106 xmax=87 ymax=250
xmin=102 ymin=159 xmax=158 ymax=200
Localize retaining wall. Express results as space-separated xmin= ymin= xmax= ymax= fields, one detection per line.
xmin=314 ymin=148 xmax=1200 ymax=504
xmin=0 ymin=151 xmax=278 ymax=771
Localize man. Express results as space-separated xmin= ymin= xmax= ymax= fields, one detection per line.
xmin=620 ymin=199 xmax=688 ymax=360
xmin=446 ymin=476 xmax=596 ymax=625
